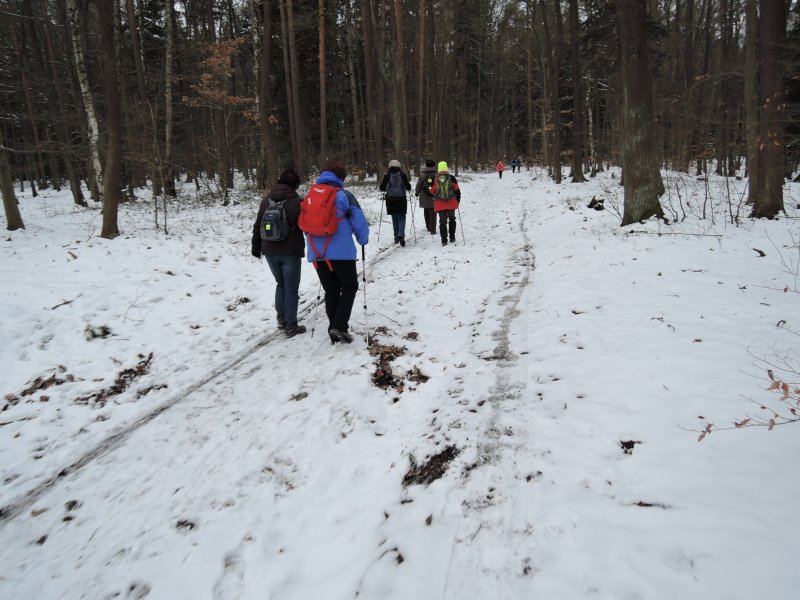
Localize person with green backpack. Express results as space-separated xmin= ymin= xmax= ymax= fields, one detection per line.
xmin=428 ymin=161 xmax=461 ymax=246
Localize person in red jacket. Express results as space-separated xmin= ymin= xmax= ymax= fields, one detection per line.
xmin=496 ymin=160 xmax=505 ymax=179
xmin=428 ymin=161 xmax=461 ymax=246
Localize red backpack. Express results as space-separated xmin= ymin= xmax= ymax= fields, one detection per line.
xmin=299 ymin=184 xmax=341 ymax=269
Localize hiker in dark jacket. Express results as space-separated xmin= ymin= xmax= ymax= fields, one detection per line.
xmin=378 ymin=159 xmax=412 ymax=246
xmin=251 ymin=168 xmax=306 ymax=337
xmin=415 ymin=159 xmax=437 ymax=235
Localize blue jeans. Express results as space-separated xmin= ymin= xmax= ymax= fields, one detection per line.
xmin=392 ymin=214 xmax=407 ymax=240
xmin=265 ymin=255 xmax=302 ymax=326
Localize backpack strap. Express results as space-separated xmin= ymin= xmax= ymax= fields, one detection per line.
xmin=309 ymin=235 xmax=334 ymax=271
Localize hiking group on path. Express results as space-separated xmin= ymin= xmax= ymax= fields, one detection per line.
xmin=251 ymin=157 xmax=465 ymax=345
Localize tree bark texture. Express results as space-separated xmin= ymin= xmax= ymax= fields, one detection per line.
xmin=617 ymin=0 xmax=666 ymax=226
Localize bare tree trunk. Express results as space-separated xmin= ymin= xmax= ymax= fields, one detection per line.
xmin=744 ymin=0 xmax=759 ymax=202
xmin=750 ymin=0 xmax=786 ymax=218
xmin=319 ymin=0 xmax=328 ymax=161
xmin=251 ymin=0 xmax=277 ymax=187
xmin=164 ymin=0 xmax=176 ymax=197
xmin=539 ymin=0 xmax=562 ymax=182
xmin=287 ymin=0 xmax=307 ymax=175
xmin=9 ymin=21 xmax=46 ymax=190
xmin=0 ymin=127 xmax=23 ymax=231
xmin=125 ymin=0 xmax=147 ymax=99
xmin=278 ymin=0 xmax=299 ymax=165
xmin=617 ymin=0 xmax=666 ymax=226
xmin=569 ymin=0 xmax=586 ymax=182
xmin=98 ymin=0 xmax=121 ymax=238
xmin=416 ymin=0 xmax=426 ymax=162
xmin=66 ymin=0 xmax=104 ymax=198
xmin=42 ymin=0 xmax=85 ymax=206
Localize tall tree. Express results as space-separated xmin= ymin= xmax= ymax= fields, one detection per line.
xmin=319 ymin=0 xmax=329 ymax=161
xmin=616 ymin=0 xmax=666 ymax=225
xmin=0 ymin=127 xmax=23 ymax=231
xmin=750 ymin=0 xmax=786 ymax=218
xmin=66 ymin=0 xmax=104 ymax=199
xmin=569 ymin=0 xmax=586 ymax=182
xmin=98 ymin=0 xmax=122 ymax=238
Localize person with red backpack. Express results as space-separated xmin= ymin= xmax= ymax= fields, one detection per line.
xmin=378 ymin=159 xmax=412 ymax=246
xmin=496 ymin=160 xmax=505 ymax=178
xmin=428 ymin=161 xmax=461 ymax=246
xmin=299 ymin=159 xmax=369 ymax=344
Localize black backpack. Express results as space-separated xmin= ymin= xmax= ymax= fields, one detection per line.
xmin=260 ymin=198 xmax=291 ymax=242
xmin=385 ymin=171 xmax=405 ymax=199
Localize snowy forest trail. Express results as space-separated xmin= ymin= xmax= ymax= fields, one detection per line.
xmin=0 ymin=174 xmax=546 ymax=600
xmin=3 ymin=170 xmax=799 ymax=600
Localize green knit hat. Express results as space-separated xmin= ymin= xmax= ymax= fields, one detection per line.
xmin=437 ymin=161 xmax=449 ymax=172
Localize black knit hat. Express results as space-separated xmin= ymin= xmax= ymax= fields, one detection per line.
xmin=425 ymin=159 xmax=435 ymax=167
xmin=277 ymin=169 xmax=301 ymax=190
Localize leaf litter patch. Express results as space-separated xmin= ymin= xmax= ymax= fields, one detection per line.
xmin=402 ymin=445 xmax=460 ymax=487
xmin=368 ymin=333 xmax=429 ymax=394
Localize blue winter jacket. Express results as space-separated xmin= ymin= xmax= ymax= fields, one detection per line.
xmin=305 ymin=171 xmax=370 ymax=263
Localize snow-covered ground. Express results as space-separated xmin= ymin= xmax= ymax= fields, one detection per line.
xmin=1 ymin=167 xmax=798 ymax=600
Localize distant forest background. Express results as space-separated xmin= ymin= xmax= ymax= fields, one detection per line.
xmin=1 ymin=0 xmax=798 ymax=234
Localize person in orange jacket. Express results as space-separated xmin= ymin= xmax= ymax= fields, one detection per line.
xmin=496 ymin=160 xmax=505 ymax=179
xmin=428 ymin=161 xmax=461 ymax=246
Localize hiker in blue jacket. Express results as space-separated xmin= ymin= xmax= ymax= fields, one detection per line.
xmin=306 ymin=159 xmax=370 ymax=344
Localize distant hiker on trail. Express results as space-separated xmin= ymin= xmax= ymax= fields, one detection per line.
xmin=251 ymin=168 xmax=306 ymax=337
xmin=428 ymin=161 xmax=461 ymax=246
xmin=301 ymin=159 xmax=369 ymax=345
xmin=510 ymin=158 xmax=518 ymax=173
xmin=415 ymin=159 xmax=437 ymax=235
xmin=378 ymin=159 xmax=412 ymax=247
xmin=496 ymin=160 xmax=505 ymax=178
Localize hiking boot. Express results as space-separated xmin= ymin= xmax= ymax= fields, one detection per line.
xmin=449 ymin=235 xmax=456 ymax=243
xmin=399 ymin=237 xmax=406 ymax=247
xmin=284 ymin=324 xmax=306 ymax=337
xmin=277 ymin=315 xmax=287 ymax=330
xmin=328 ymin=328 xmax=353 ymax=344
xmin=441 ymin=238 xmax=448 ymax=246
xmin=394 ymin=236 xmax=400 ymax=244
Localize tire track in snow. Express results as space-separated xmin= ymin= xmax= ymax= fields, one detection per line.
xmin=440 ymin=182 xmax=540 ymax=598
xmin=0 ymin=237 xmax=401 ymax=526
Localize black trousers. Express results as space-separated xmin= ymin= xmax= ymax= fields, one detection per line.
xmin=437 ymin=209 xmax=457 ymax=240
xmin=423 ymin=207 xmax=436 ymax=233
xmin=315 ymin=260 xmax=359 ymax=332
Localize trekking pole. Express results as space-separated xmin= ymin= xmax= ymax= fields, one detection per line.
xmin=376 ymin=193 xmax=384 ymax=244
xmin=361 ymin=245 xmax=370 ymax=345
xmin=311 ymin=279 xmax=322 ymax=338
xmin=409 ymin=197 xmax=417 ymax=243
xmin=457 ymin=205 xmax=466 ymax=244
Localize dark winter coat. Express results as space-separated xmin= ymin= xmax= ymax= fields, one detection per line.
xmin=415 ymin=165 xmax=437 ymax=209
xmin=379 ymin=167 xmax=412 ymax=215
xmin=251 ymin=182 xmax=305 ymax=258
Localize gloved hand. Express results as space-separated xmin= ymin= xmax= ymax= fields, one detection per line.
xmin=251 ymin=246 xmax=261 ymax=258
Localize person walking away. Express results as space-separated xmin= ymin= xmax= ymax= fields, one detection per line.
xmin=379 ymin=159 xmax=412 ymax=246
xmin=302 ymin=159 xmax=370 ymax=344
xmin=415 ymin=159 xmax=438 ymax=235
xmin=496 ymin=160 xmax=505 ymax=178
xmin=510 ymin=158 xmax=518 ymax=173
xmin=251 ymin=169 xmax=306 ymax=337
xmin=428 ymin=161 xmax=461 ymax=246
